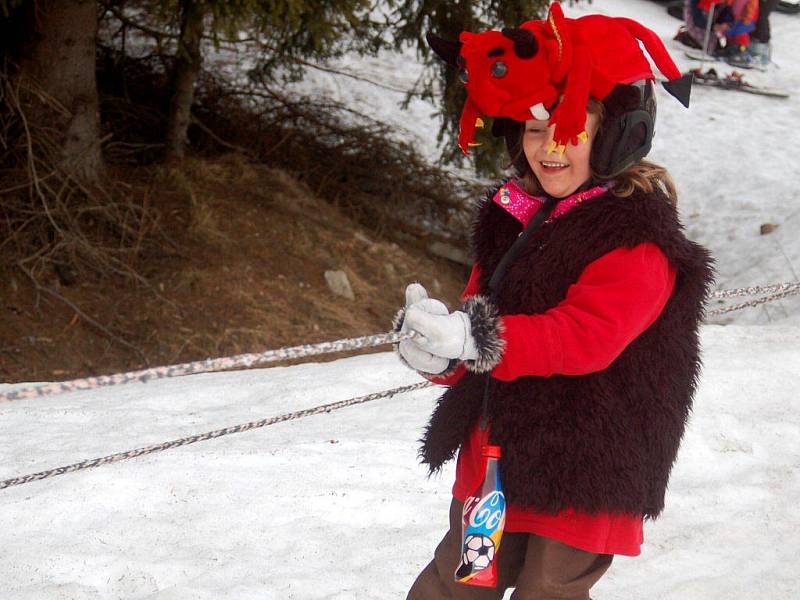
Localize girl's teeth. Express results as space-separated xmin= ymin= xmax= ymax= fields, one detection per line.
xmin=542 ymin=162 xmax=567 ymax=168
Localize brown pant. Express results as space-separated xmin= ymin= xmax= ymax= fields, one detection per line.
xmin=408 ymin=499 xmax=613 ymax=600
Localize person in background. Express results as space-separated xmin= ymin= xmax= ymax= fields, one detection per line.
xmin=728 ymin=0 xmax=777 ymax=66
xmin=716 ymin=0 xmax=760 ymax=62
xmin=677 ymin=0 xmax=758 ymax=58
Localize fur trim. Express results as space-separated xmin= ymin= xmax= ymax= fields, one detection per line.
xmin=392 ymin=305 xmax=460 ymax=378
xmin=460 ymin=295 xmax=506 ymax=373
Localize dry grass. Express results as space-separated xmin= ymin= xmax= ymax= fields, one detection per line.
xmin=0 ymin=156 xmax=470 ymax=382
xmin=0 ymin=45 xmax=476 ymax=382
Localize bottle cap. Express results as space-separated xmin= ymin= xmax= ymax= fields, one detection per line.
xmin=481 ymin=444 xmax=502 ymax=459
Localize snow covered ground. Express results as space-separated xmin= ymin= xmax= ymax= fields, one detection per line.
xmin=1 ymin=325 xmax=799 ymax=599
xmin=2 ymin=1 xmax=800 ymax=598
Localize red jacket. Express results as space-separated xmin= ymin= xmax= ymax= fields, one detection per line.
xmin=425 ymin=242 xmax=676 ymax=556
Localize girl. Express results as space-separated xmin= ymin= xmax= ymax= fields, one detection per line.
xmin=393 ymin=7 xmax=713 ymax=600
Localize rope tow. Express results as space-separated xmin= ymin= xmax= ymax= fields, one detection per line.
xmin=0 ymin=381 xmax=432 ymax=490
xmin=0 ymin=281 xmax=798 ymax=490
xmin=0 ymin=330 xmax=413 ymax=403
xmin=706 ymin=282 xmax=800 ymax=317
xmin=2 ymin=282 xmax=798 ymax=405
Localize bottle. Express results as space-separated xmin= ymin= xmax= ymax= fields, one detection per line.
xmin=454 ymin=444 xmax=506 ymax=588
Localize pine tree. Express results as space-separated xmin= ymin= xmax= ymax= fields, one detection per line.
xmin=3 ymin=0 xmax=104 ymax=183
xmin=113 ymin=0 xmax=384 ymax=160
xmin=389 ymin=0 xmax=553 ymax=176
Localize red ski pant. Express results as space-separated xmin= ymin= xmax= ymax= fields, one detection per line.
xmin=407 ymin=498 xmax=613 ymax=600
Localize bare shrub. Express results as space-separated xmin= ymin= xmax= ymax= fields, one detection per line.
xmin=0 ymin=63 xmax=157 ymax=286
xmin=191 ymin=69 xmax=478 ymax=246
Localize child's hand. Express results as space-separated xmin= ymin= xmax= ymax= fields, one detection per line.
xmin=394 ymin=283 xmax=453 ymax=374
xmin=404 ymin=294 xmax=505 ymax=374
xmin=403 ymin=306 xmax=478 ymax=362
xmin=398 ymin=338 xmax=452 ymax=374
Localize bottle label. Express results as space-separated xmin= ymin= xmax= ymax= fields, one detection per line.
xmin=454 ymin=467 xmax=506 ymax=587
xmin=465 ymin=491 xmax=505 ymax=530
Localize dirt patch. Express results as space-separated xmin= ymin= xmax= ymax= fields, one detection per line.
xmin=0 ymin=155 xmax=470 ymax=383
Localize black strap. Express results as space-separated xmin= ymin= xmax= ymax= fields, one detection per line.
xmin=487 ymin=194 xmax=560 ymax=295
xmin=479 ymin=193 xmax=560 ymax=432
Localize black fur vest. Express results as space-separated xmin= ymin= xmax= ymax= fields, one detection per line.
xmin=420 ymin=184 xmax=714 ymax=519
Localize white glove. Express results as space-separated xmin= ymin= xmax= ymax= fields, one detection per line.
xmin=397 ymin=284 xmax=452 ymax=374
xmin=403 ymin=305 xmax=478 ymax=362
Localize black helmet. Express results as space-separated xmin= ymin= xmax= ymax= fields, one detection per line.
xmin=493 ymin=80 xmax=659 ymax=180
xmin=591 ymin=80 xmax=657 ymax=178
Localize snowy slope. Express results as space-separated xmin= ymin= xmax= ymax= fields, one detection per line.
xmin=1 ymin=325 xmax=799 ymax=599
xmin=2 ymin=1 xmax=800 ymax=598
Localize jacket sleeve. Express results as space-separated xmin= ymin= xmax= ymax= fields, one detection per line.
xmin=420 ymin=264 xmax=483 ymax=386
xmin=487 ymin=242 xmax=676 ymax=381
xmin=728 ymin=19 xmax=755 ymax=36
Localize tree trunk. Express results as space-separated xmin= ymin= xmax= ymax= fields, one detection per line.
xmin=19 ymin=0 xmax=104 ymax=183
xmin=165 ymin=0 xmax=205 ymax=161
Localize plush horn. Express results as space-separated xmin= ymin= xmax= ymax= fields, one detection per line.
xmin=501 ymin=28 xmax=538 ymax=59
xmin=425 ymin=32 xmax=463 ymax=67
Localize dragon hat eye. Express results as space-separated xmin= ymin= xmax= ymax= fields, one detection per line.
xmin=459 ymin=68 xmax=469 ymax=84
xmin=491 ymin=61 xmax=508 ymax=78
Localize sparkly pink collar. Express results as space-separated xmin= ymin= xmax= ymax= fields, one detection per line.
xmin=492 ymin=179 xmax=613 ymax=227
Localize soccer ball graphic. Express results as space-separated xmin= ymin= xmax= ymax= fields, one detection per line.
xmin=460 ymin=534 xmax=495 ymax=572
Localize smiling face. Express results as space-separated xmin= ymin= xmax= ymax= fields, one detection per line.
xmin=522 ymin=110 xmax=601 ymax=198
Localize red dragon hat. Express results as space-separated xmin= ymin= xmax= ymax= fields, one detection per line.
xmin=427 ymin=2 xmax=692 ymax=155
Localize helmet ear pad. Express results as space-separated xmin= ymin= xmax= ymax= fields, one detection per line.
xmin=591 ymin=81 xmax=657 ymax=178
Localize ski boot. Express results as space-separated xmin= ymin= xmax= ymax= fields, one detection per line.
xmin=725 ymin=45 xmax=756 ymax=69
xmin=749 ymin=40 xmax=772 ymax=67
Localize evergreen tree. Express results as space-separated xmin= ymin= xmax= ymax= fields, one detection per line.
xmin=389 ymin=0 xmax=553 ymax=176
xmin=3 ymin=0 xmax=104 ymax=183
xmin=108 ymin=0 xmax=384 ymax=160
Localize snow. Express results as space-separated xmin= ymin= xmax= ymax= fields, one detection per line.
xmin=2 ymin=326 xmax=799 ymax=599
xmin=2 ymin=1 xmax=800 ymax=598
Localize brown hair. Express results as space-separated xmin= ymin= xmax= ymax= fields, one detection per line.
xmin=510 ymin=97 xmax=678 ymax=206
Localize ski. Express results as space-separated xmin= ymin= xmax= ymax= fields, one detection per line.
xmin=777 ymin=0 xmax=800 ymax=14
xmin=684 ymin=49 xmax=767 ymax=72
xmin=689 ymin=68 xmax=790 ymax=98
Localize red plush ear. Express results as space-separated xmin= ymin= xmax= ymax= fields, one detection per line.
xmin=545 ymin=2 xmax=572 ymax=84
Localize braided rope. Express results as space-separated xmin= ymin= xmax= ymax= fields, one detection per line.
xmin=707 ymin=285 xmax=800 ymax=317
xmin=0 ymin=381 xmax=434 ymax=490
xmin=1 ymin=281 xmax=798 ymax=404
xmin=709 ymin=282 xmax=800 ymax=300
xmin=0 ymin=330 xmax=414 ymax=403
xmin=2 ymin=281 xmax=799 ymax=491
